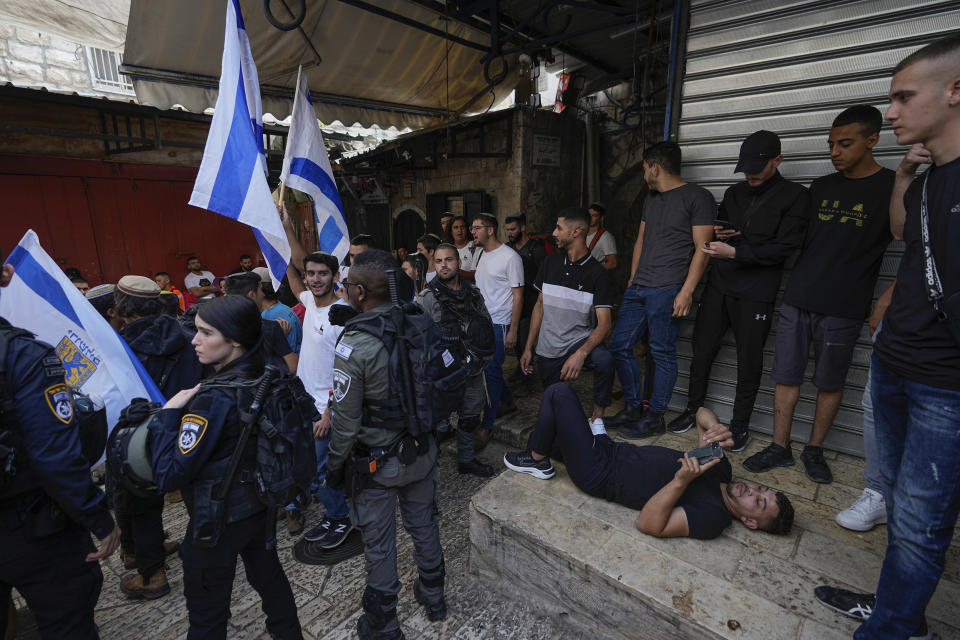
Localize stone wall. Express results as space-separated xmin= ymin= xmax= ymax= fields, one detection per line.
xmin=0 ymin=23 xmax=108 ymax=96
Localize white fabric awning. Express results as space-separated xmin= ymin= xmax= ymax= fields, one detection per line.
xmin=122 ymin=0 xmax=519 ymax=129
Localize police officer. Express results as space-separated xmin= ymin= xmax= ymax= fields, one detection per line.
xmin=416 ymin=243 xmax=494 ymax=477
xmin=114 ymin=275 xmax=204 ymax=599
xmin=0 ymin=261 xmax=120 ymax=639
xmin=328 ymin=250 xmax=446 ymax=640
xmin=148 ymin=295 xmax=302 ymax=640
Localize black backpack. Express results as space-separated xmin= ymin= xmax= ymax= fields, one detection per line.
xmin=1 ymin=325 xmax=107 ymax=495
xmin=425 ymin=280 xmax=495 ymax=371
xmin=344 ymin=302 xmax=467 ymax=437
xmin=204 ymin=368 xmax=319 ymax=509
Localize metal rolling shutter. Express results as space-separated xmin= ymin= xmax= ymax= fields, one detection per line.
xmin=670 ymin=0 xmax=957 ymax=455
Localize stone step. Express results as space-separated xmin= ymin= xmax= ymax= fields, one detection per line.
xmin=469 ymin=430 xmax=960 ymax=639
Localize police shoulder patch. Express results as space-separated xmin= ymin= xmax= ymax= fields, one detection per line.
xmin=332 ymin=368 xmax=352 ymax=403
xmin=178 ymin=414 xmax=208 ymax=454
xmin=43 ymin=383 xmax=73 ymax=424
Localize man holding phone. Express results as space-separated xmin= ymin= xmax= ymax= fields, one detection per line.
xmin=667 ymin=131 xmax=810 ymax=452
xmin=503 ymin=382 xmax=794 ymax=540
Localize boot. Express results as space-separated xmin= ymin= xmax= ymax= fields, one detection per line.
xmin=356 ymin=586 xmax=404 ymax=640
xmin=605 ymin=404 xmax=645 ymax=429
xmin=120 ymin=567 xmax=170 ymax=600
xmin=414 ymin=560 xmax=447 ymax=622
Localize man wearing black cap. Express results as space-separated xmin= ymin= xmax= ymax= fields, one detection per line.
xmin=667 ymin=131 xmax=810 ymax=452
xmin=742 ymin=106 xmax=896 ymax=484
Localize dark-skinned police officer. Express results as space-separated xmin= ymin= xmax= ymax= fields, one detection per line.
xmin=114 ymin=275 xmax=204 ymax=599
xmin=328 ymin=250 xmax=446 ymax=640
xmin=149 ymin=295 xmax=302 ymax=640
xmin=0 ymin=261 xmax=121 ymax=639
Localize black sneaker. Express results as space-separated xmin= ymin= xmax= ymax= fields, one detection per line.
xmin=742 ymin=443 xmax=794 ymax=473
xmin=503 ymin=451 xmax=555 ymax=479
xmin=314 ymin=517 xmax=354 ymax=549
xmin=413 ymin=580 xmax=447 ymax=622
xmin=619 ymin=412 xmax=666 ymax=440
xmin=729 ymin=427 xmax=749 ymax=453
xmin=814 ymin=586 xmax=875 ymax=621
xmin=801 ymin=445 xmax=833 ymax=483
xmin=458 ymin=458 xmax=495 ymax=478
xmin=606 ymin=404 xmax=645 ymax=429
xmin=667 ymin=408 xmax=697 ymax=434
xmin=304 ymin=517 xmax=332 ymax=543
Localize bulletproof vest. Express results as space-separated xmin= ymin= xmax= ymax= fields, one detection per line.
xmin=0 ymin=325 xmax=37 ymax=498
xmin=425 ymin=281 xmax=495 ymax=370
xmin=182 ymin=384 xmax=264 ymax=544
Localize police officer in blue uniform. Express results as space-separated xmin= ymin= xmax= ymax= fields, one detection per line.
xmin=0 ymin=261 xmax=120 ymax=639
xmin=148 ymin=295 xmax=302 ymax=640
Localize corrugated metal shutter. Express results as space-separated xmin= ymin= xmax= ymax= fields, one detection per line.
xmin=670 ymin=0 xmax=957 ymax=455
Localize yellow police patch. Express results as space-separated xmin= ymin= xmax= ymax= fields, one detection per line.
xmin=43 ymin=383 xmax=73 ymax=424
xmin=178 ymin=414 xmax=208 ymax=454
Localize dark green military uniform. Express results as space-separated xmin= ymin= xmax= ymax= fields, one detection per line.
xmin=329 ymin=303 xmax=444 ymax=639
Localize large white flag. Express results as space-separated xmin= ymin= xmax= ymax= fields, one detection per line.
xmin=280 ymin=66 xmax=350 ymax=262
xmin=189 ymin=0 xmax=290 ymax=288
xmin=0 ymin=230 xmax=165 ymax=447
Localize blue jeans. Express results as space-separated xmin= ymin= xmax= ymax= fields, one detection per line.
xmin=855 ymin=354 xmax=960 ymax=640
xmin=610 ymin=284 xmax=682 ymax=413
xmin=482 ymin=323 xmax=511 ymax=431
xmin=310 ymin=433 xmax=349 ymax=520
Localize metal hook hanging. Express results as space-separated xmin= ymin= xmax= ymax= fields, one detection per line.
xmin=264 ymin=0 xmax=306 ymax=31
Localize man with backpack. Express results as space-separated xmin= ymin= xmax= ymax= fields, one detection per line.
xmin=114 ymin=275 xmax=204 ymax=600
xmin=328 ymin=250 xmax=449 ymax=640
xmin=416 ymin=244 xmax=495 ymax=478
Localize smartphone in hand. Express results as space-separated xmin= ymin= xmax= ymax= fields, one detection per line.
xmin=687 ymin=441 xmax=725 ymax=465
xmin=713 ymin=218 xmax=737 ymax=231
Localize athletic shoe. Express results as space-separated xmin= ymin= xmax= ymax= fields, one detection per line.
xmin=619 ymin=412 xmax=665 ymax=440
xmin=835 ymin=488 xmax=887 ymax=531
xmin=606 ymin=404 xmax=645 ymax=429
xmin=503 ymin=451 xmax=555 ymax=479
xmin=813 ymin=586 xmax=930 ymax=639
xmin=667 ymin=408 xmax=697 ymax=434
xmin=742 ymin=443 xmax=794 ymax=473
xmin=814 ymin=586 xmax=874 ymax=621
xmin=801 ymin=445 xmax=833 ymax=484
xmin=729 ymin=428 xmax=749 ymax=453
xmin=458 ymin=458 xmax=496 ymax=477
xmin=312 ymin=517 xmax=354 ymax=549
xmin=304 ymin=517 xmax=332 ymax=543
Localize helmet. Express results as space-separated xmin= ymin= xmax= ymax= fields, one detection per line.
xmin=105 ymin=399 xmax=161 ymax=498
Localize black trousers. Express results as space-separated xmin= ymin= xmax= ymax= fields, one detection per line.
xmin=180 ymin=510 xmax=302 ymax=640
xmin=686 ymin=285 xmax=773 ymax=429
xmin=537 ymin=338 xmax=615 ymax=408
xmin=0 ymin=516 xmax=102 ymax=640
xmin=116 ymin=489 xmax=166 ymax=577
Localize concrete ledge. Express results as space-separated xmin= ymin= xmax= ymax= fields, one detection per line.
xmin=470 ymin=455 xmax=960 ymax=640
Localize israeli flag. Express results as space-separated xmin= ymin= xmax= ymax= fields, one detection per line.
xmin=189 ymin=0 xmax=290 ymax=288
xmin=0 ymin=230 xmax=165 ymax=455
xmin=280 ymin=66 xmax=350 ymax=261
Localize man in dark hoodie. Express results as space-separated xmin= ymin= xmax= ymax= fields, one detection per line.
xmin=114 ymin=275 xmax=204 ymax=599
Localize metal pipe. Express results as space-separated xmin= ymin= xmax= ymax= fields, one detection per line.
xmin=584 ymin=111 xmax=596 ymax=204
xmin=334 ymin=0 xmax=488 ymax=52
xmin=662 ymin=0 xmax=688 ymax=141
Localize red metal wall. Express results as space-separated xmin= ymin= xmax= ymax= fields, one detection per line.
xmin=0 ymin=155 xmax=265 ymax=287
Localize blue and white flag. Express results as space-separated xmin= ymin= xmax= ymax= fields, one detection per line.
xmin=0 ymin=230 xmax=164 ymax=456
xmin=189 ymin=0 xmax=290 ymax=288
xmin=280 ymin=66 xmax=350 ymax=262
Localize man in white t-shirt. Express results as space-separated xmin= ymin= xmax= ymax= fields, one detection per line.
xmin=471 ymin=213 xmax=524 ymax=441
xmin=417 ymin=233 xmax=440 ymax=283
xmin=282 ymin=208 xmax=354 ymax=549
xmin=183 ymin=256 xmax=218 ymax=299
xmin=587 ymin=203 xmax=618 ymax=271
xmin=450 ymin=215 xmax=478 ymax=279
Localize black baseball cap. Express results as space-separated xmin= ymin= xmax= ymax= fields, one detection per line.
xmin=735 ymin=130 xmax=781 ymax=174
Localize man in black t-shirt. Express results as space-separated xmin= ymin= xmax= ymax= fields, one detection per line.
xmin=744 ymin=105 xmax=895 ymax=485
xmin=669 ymin=131 xmax=810 ymax=452
xmin=505 ymin=212 xmax=546 ymax=386
xmin=503 ymin=383 xmax=794 ymax=540
xmin=841 ymin=35 xmax=960 ymax=640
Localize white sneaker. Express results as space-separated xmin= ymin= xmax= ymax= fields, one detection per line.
xmin=589 ymin=418 xmax=606 ymax=436
xmin=835 ymin=488 xmax=887 ymax=531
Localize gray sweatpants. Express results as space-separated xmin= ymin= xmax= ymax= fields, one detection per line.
xmin=349 ymin=438 xmax=444 ymax=613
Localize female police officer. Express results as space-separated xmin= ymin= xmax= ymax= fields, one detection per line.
xmin=148 ymin=295 xmax=302 ymax=640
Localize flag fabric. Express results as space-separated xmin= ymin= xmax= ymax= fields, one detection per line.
xmin=189 ymin=0 xmax=290 ymax=288
xmin=280 ymin=66 xmax=350 ymax=262
xmin=0 ymin=230 xmax=165 ymax=457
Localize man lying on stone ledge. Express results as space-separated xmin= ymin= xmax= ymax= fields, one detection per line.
xmin=504 ymin=382 xmax=794 ymax=540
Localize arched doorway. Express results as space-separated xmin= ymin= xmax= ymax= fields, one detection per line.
xmin=393 ymin=208 xmax=425 ymax=253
